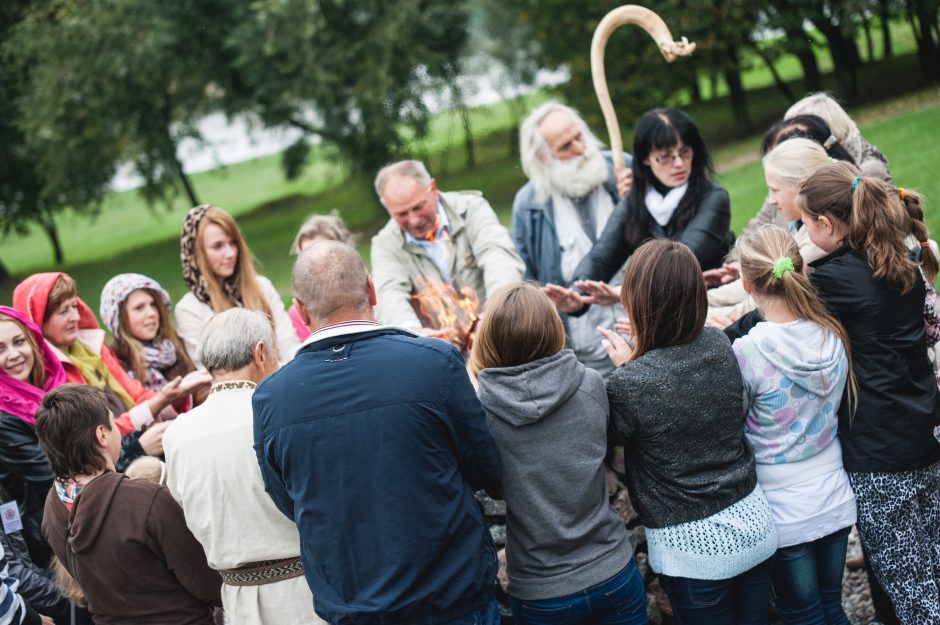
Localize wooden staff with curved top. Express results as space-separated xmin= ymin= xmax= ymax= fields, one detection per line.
xmin=591 ymin=5 xmax=696 ymax=173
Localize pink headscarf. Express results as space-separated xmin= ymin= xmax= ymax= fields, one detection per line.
xmin=0 ymin=305 xmax=66 ymax=425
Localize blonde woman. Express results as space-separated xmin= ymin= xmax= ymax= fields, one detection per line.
xmin=732 ymin=225 xmax=856 ymax=624
xmin=176 ymin=204 xmax=299 ymax=367
xmin=288 ymin=213 xmax=354 ymax=341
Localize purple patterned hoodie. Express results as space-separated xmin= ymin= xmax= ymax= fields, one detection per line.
xmin=733 ymin=319 xmax=848 ymax=466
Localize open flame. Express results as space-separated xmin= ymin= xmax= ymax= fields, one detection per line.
xmin=410 ymin=278 xmax=480 ymax=353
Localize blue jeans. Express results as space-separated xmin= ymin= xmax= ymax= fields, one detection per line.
xmin=771 ymin=526 xmax=851 ymax=625
xmin=510 ymin=559 xmax=647 ymax=625
xmin=442 ymin=595 xmax=501 ymax=625
xmin=659 ymin=556 xmax=773 ymax=625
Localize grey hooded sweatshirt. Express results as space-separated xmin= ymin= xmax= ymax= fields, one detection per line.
xmin=476 ymin=350 xmax=633 ymax=601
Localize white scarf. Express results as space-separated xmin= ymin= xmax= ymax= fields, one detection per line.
xmin=645 ymin=183 xmax=688 ymax=227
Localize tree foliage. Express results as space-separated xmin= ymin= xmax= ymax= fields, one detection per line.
xmin=220 ymin=0 xmax=470 ymax=180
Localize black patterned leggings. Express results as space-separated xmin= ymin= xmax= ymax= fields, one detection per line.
xmin=848 ymin=462 xmax=940 ymax=625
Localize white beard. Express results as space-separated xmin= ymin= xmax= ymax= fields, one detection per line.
xmin=546 ymin=148 xmax=609 ymax=199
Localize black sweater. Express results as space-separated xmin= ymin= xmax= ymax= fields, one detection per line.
xmin=607 ymin=328 xmax=756 ymax=528
xmin=810 ymin=244 xmax=940 ymax=472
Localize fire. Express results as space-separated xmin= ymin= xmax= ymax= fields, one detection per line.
xmin=410 ymin=278 xmax=480 ymax=353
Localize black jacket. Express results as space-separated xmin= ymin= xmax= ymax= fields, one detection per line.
xmin=572 ymin=181 xmax=732 ymax=285
xmin=810 ymin=244 xmax=940 ymax=472
xmin=0 ymin=412 xmax=54 ymax=566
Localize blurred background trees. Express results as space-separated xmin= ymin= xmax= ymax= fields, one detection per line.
xmin=1 ymin=0 xmax=937 ymax=263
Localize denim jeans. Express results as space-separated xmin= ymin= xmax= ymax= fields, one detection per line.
xmin=509 ymin=559 xmax=648 ymax=625
xmin=442 ymin=595 xmax=501 ymax=625
xmin=659 ymin=556 xmax=773 ymax=625
xmin=771 ymin=526 xmax=852 ymax=625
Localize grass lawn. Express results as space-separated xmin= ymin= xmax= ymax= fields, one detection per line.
xmin=2 ymin=45 xmax=939 ymax=313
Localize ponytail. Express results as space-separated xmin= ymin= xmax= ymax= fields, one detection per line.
xmin=897 ymin=187 xmax=938 ymax=282
xmin=736 ymin=225 xmax=857 ymax=414
xmin=798 ymin=162 xmax=924 ymax=293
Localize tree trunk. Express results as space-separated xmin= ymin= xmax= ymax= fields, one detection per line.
xmin=907 ymin=0 xmax=940 ymax=81
xmin=880 ymin=0 xmax=894 ymax=58
xmin=174 ymin=157 xmax=200 ymax=207
xmin=688 ymin=61 xmax=703 ymax=103
xmin=0 ymin=258 xmax=10 ymax=286
xmin=748 ymin=41 xmax=796 ymax=103
xmin=723 ymin=45 xmax=752 ymax=135
xmin=863 ymin=15 xmax=876 ymax=62
xmin=784 ymin=24 xmax=823 ymax=92
xmin=459 ymin=104 xmax=475 ymax=168
xmin=40 ymin=213 xmax=64 ymax=265
xmin=814 ymin=20 xmax=860 ymax=101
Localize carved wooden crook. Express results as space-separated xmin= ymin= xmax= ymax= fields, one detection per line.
xmin=590 ymin=5 xmax=696 ymax=172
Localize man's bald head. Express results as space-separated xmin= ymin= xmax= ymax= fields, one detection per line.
xmin=293 ymin=241 xmax=373 ymax=323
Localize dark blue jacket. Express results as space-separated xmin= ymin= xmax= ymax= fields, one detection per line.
xmin=510 ymin=152 xmax=628 ymax=286
xmin=253 ymin=326 xmax=501 ymax=625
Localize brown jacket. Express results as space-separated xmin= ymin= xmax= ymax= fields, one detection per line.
xmin=42 ymin=472 xmax=221 ymax=625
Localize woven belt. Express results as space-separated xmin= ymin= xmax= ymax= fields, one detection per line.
xmin=219 ymin=556 xmax=304 ymax=587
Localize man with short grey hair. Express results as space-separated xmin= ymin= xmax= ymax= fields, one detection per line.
xmin=164 ymin=308 xmax=323 ymax=625
xmin=512 ymin=101 xmax=632 ymax=376
xmin=371 ymin=159 xmax=524 ymax=335
xmin=254 ymin=241 xmax=503 ymax=625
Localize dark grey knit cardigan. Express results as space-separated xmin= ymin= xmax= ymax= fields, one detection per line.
xmin=607 ymin=327 xmax=757 ymax=528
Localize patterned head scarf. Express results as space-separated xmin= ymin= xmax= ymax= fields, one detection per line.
xmin=0 ymin=305 xmax=67 ymax=424
xmin=99 ymin=273 xmax=172 ymax=338
xmin=180 ymin=204 xmax=242 ymax=308
xmin=99 ymin=273 xmax=178 ymax=391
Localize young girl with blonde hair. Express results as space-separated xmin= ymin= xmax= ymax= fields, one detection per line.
xmin=733 ymin=225 xmax=856 ymax=624
xmin=471 ymin=282 xmax=646 ymax=624
xmin=798 ymin=162 xmax=940 ymax=624
xmin=176 ymin=204 xmax=299 ymax=367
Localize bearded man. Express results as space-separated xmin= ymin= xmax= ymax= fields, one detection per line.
xmin=511 ymin=101 xmax=633 ymax=376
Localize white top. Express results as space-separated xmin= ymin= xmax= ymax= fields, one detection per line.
xmin=758 ymin=440 xmax=857 ymax=548
xmin=163 ymin=383 xmax=324 ymax=625
xmin=552 ymin=188 xmax=625 ymax=377
xmin=174 ymin=275 xmax=300 ymax=368
xmin=646 ymin=487 xmax=778 ymax=580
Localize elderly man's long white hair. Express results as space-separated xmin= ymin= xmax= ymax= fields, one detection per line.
xmin=520 ymin=101 xmax=605 ymax=203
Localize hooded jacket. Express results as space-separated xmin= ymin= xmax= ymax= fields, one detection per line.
xmin=476 ymin=350 xmax=633 ymax=601
xmin=42 ymin=473 xmax=221 ymax=625
xmin=734 ymin=319 xmax=848 ymax=480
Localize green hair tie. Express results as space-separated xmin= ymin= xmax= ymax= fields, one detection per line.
xmin=772 ymin=257 xmax=795 ymax=279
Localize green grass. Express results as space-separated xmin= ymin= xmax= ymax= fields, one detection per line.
xmin=2 ymin=41 xmax=938 ymax=312
xmin=5 ymin=90 xmax=937 ymax=315
xmin=697 ymin=18 xmax=918 ymax=100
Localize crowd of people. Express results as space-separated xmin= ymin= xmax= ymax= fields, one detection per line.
xmin=0 ymin=91 xmax=937 ymax=625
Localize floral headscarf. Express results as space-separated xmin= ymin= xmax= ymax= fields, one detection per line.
xmin=99 ymin=274 xmax=172 ymax=338
xmin=180 ymin=204 xmax=242 ymax=307
xmin=0 ymin=305 xmax=66 ymax=424
xmin=99 ymin=273 xmax=178 ymax=391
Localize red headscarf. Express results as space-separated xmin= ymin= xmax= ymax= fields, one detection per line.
xmin=12 ymin=272 xmax=99 ymax=331
xmin=0 ymin=305 xmax=66 ymax=424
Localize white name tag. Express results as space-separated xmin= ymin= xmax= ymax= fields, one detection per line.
xmin=0 ymin=501 xmax=23 ymax=534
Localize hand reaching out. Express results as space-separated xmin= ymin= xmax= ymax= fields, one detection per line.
xmin=542 ymin=284 xmax=588 ymax=314
xmin=597 ymin=326 xmax=633 ymax=368
xmin=574 ymin=280 xmax=621 ymax=306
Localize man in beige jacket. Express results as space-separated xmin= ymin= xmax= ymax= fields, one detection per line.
xmin=371 ymin=160 xmax=524 ymax=334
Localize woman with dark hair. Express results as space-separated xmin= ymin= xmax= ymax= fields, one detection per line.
xmin=546 ymin=108 xmax=732 ymax=314
xmin=36 ymin=384 xmax=221 ymax=625
xmin=601 ymin=239 xmax=776 ymax=624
